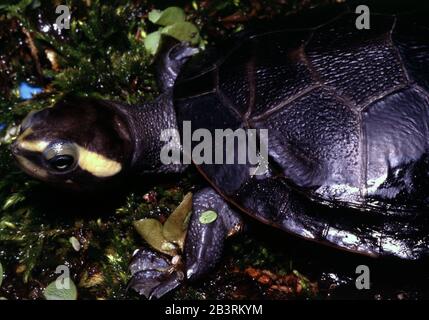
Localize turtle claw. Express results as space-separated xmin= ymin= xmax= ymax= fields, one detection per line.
xmin=156 ymin=38 xmax=199 ymax=92
xmin=128 ymin=269 xmax=182 ymax=299
xmin=169 ymin=42 xmax=199 ymax=62
xmin=128 ymin=248 xmax=184 ymax=299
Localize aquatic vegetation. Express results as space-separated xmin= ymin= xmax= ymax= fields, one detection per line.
xmin=198 ymin=210 xmax=218 ymax=225
xmin=134 ymin=192 xmax=192 ymax=256
xmin=44 ymin=276 xmax=77 ymax=300
xmin=144 ymin=7 xmax=203 ymax=55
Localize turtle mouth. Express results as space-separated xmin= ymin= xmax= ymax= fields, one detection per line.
xmin=12 ymin=151 xmax=50 ymax=182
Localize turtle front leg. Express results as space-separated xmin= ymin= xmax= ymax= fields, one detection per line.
xmin=128 ymin=188 xmax=243 ymax=298
xmin=185 ymin=188 xmax=243 ymax=281
xmin=155 ymin=36 xmax=199 ymax=92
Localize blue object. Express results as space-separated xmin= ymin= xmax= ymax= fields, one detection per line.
xmin=0 ymin=123 xmax=5 ymax=132
xmin=19 ymin=82 xmax=43 ymax=100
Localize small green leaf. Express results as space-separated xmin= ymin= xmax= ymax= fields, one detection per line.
xmin=133 ymin=219 xmax=177 ymax=256
xmin=69 ymin=236 xmax=81 ymax=252
xmin=44 ymin=278 xmax=77 ymax=300
xmin=0 ymin=261 xmax=4 ymax=287
xmin=144 ymin=30 xmax=162 ymax=56
xmin=163 ymin=192 xmax=192 ymax=250
xmin=199 ymin=210 xmax=218 ymax=224
xmin=148 ymin=7 xmax=186 ymax=26
xmin=148 ymin=9 xmax=162 ymax=24
xmin=161 ymin=22 xmax=200 ymax=45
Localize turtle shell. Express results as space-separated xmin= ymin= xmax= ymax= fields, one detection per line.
xmin=173 ymin=9 xmax=429 ymax=259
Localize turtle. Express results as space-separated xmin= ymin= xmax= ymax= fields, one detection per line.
xmin=10 ymin=6 xmax=429 ymax=298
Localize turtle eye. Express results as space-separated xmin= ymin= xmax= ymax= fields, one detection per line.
xmin=43 ymin=141 xmax=78 ymax=172
xmin=48 ymin=155 xmax=75 ymax=171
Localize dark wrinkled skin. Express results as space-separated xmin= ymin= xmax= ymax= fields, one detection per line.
xmin=11 ymin=6 xmax=429 ymax=298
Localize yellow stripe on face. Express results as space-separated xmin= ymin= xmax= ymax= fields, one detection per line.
xmin=76 ymin=146 xmax=122 ymax=177
xmin=17 ymin=128 xmax=50 ymax=153
xmin=18 ymin=139 xmax=50 ymax=153
xmin=17 ymin=128 xmax=122 ymax=178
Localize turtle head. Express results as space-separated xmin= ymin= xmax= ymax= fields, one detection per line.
xmin=11 ymin=97 xmax=133 ymax=190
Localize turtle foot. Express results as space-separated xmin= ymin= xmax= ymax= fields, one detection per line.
xmin=128 ymin=248 xmax=184 ymax=299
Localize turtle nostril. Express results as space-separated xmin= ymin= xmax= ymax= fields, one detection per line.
xmin=11 ymin=141 xmax=21 ymax=156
